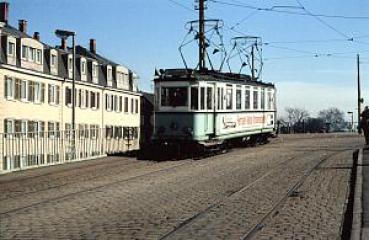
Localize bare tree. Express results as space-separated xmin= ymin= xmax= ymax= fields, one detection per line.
xmin=285 ymin=107 xmax=310 ymax=125
xmin=318 ymin=107 xmax=347 ymax=132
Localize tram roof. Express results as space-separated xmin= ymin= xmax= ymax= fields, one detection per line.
xmin=154 ymin=68 xmax=274 ymax=87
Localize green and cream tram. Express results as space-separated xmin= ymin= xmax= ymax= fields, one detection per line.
xmin=152 ymin=69 xmax=276 ymax=150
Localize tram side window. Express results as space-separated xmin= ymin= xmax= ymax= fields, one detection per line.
xmin=245 ymin=88 xmax=250 ymax=110
xmin=225 ymin=85 xmax=233 ymax=110
xmin=191 ymin=86 xmax=198 ymax=110
xmin=261 ymin=88 xmax=265 ymax=110
xmin=200 ymin=87 xmax=205 ymax=110
xmin=236 ymin=87 xmax=242 ymax=110
xmin=253 ymin=89 xmax=258 ymax=109
xmin=267 ymin=91 xmax=273 ymax=110
xmin=217 ymin=87 xmax=224 ymax=110
xmin=207 ymin=87 xmax=213 ymax=110
xmin=161 ymin=87 xmax=188 ymax=107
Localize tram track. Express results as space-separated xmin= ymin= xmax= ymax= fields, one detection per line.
xmin=158 ymin=152 xmax=309 ymax=240
xmin=158 ymin=149 xmax=347 ymax=240
xmin=239 ymin=149 xmax=348 ymax=240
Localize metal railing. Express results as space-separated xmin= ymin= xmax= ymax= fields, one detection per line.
xmin=0 ymin=127 xmax=139 ymax=173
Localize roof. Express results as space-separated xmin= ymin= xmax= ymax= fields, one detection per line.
xmin=155 ymin=68 xmax=275 ymax=87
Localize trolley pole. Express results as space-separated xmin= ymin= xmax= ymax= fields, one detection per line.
xmin=198 ymin=0 xmax=206 ymax=71
xmin=358 ymin=54 xmax=362 ymax=134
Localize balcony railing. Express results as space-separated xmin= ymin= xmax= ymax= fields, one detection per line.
xmin=0 ymin=127 xmax=139 ymax=173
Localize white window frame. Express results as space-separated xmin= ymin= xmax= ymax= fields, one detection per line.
xmin=5 ymin=77 xmax=15 ymax=100
xmin=51 ymin=54 xmax=57 ymax=66
xmin=36 ymin=49 xmax=42 ymax=64
xmin=21 ymin=45 xmax=28 ymax=60
xmin=81 ymin=59 xmax=87 ymax=75
xmin=21 ymin=80 xmax=28 ymax=101
xmin=7 ymin=41 xmax=15 ymax=56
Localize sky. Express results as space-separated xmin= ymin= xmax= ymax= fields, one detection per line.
xmin=7 ymin=0 xmax=369 ymax=119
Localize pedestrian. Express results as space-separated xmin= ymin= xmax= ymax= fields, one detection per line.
xmin=361 ymin=106 xmax=369 ymax=145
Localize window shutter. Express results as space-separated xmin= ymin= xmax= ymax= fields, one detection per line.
xmin=48 ymin=85 xmax=52 ymax=103
xmin=97 ymin=93 xmax=100 ymax=109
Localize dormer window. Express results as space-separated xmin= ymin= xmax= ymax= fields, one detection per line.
xmin=51 ymin=54 xmax=57 ymax=66
xmin=30 ymin=48 xmax=36 ymax=62
xmin=92 ymin=62 xmax=98 ymax=77
xmin=81 ymin=60 xmax=86 ymax=74
xmin=68 ymin=57 xmax=73 ymax=70
xmin=107 ymin=68 xmax=112 ymax=80
xmin=22 ymin=45 xmax=28 ymax=59
xmin=7 ymin=42 xmax=15 ymax=56
xmin=36 ymin=49 xmax=42 ymax=64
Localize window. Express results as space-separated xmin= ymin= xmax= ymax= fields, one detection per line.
xmin=253 ymin=89 xmax=259 ymax=109
xmin=15 ymin=79 xmax=21 ymax=100
xmin=21 ymin=120 xmax=28 ymax=136
xmin=131 ymin=98 xmax=134 ymax=113
xmin=261 ymin=88 xmax=265 ymax=110
xmin=22 ymin=45 xmax=28 ymax=59
xmin=96 ymin=92 xmax=100 ymax=109
xmin=51 ymin=54 xmax=57 ymax=66
xmin=225 ymin=85 xmax=233 ymax=110
xmin=30 ymin=48 xmax=36 ymax=62
xmin=5 ymin=77 xmax=14 ymax=99
xmin=68 ymin=57 xmax=73 ymax=70
xmin=90 ymin=91 xmax=96 ymax=109
xmin=161 ymin=87 xmax=188 ymax=107
xmin=33 ymin=82 xmax=42 ymax=103
xmin=28 ymin=81 xmax=34 ymax=102
xmin=207 ymin=87 xmax=213 ymax=110
xmin=217 ymin=87 xmax=224 ymax=110
xmin=135 ymin=99 xmax=139 ymax=114
xmin=191 ymin=86 xmax=198 ymax=110
xmin=8 ymin=42 xmax=15 ymax=56
xmin=65 ymin=87 xmax=72 ymax=106
xmin=119 ymin=96 xmax=123 ymax=112
xmin=267 ymin=91 xmax=273 ymax=110
xmin=21 ymin=80 xmax=28 ymax=101
xmin=107 ymin=68 xmax=112 ymax=81
xmin=36 ymin=49 xmax=42 ymax=64
xmin=14 ymin=120 xmax=21 ymax=134
xmin=245 ymin=88 xmax=251 ymax=110
xmin=236 ymin=86 xmax=242 ymax=110
xmin=200 ymin=87 xmax=205 ymax=110
xmin=4 ymin=119 xmax=14 ymax=136
xmin=81 ymin=60 xmax=86 ymax=74
xmin=124 ymin=97 xmax=129 ymax=113
xmin=48 ymin=122 xmax=55 ymax=137
xmin=92 ymin=63 xmax=98 ymax=77
xmin=48 ymin=85 xmax=60 ymax=105
xmin=37 ymin=121 xmax=45 ymax=137
xmin=85 ymin=90 xmax=89 ymax=108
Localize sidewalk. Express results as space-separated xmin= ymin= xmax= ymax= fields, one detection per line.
xmin=352 ymin=148 xmax=369 ymax=239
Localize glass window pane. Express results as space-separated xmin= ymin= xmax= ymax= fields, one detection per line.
xmin=191 ymin=87 xmax=198 ymax=110
xmin=161 ymin=87 xmax=188 ymax=107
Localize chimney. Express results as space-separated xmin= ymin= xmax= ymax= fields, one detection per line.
xmin=18 ymin=19 xmax=27 ymax=33
xmin=0 ymin=2 xmax=9 ymax=24
xmin=90 ymin=39 xmax=96 ymax=54
xmin=33 ymin=32 xmax=40 ymax=41
xmin=61 ymin=38 xmax=67 ymax=50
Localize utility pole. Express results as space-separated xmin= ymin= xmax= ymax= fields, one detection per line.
xmin=198 ymin=0 xmax=206 ymax=71
xmin=251 ymin=44 xmax=255 ymax=80
xmin=358 ymin=54 xmax=362 ymax=134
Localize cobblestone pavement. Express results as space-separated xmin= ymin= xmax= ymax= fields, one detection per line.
xmin=0 ymin=134 xmax=363 ymax=239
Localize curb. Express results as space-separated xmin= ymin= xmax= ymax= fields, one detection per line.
xmin=351 ymin=148 xmax=363 ymax=240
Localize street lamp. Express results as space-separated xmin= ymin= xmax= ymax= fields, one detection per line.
xmin=55 ymin=29 xmax=76 ymax=158
xmin=347 ymin=111 xmax=354 ymax=132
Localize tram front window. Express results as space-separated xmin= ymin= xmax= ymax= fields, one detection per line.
xmin=161 ymin=87 xmax=188 ymax=107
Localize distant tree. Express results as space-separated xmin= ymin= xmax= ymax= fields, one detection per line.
xmin=285 ymin=107 xmax=310 ymax=133
xmin=306 ymin=117 xmax=326 ymax=133
xmin=318 ymin=107 xmax=347 ymax=132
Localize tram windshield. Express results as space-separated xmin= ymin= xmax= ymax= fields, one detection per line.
xmin=161 ymin=87 xmax=188 ymax=107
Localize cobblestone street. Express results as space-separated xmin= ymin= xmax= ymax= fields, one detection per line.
xmin=0 ymin=134 xmax=363 ymax=239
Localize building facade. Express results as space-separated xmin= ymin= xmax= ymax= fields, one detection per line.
xmin=0 ymin=2 xmax=141 ymax=173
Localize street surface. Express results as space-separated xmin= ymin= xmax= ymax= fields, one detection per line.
xmin=0 ymin=133 xmax=363 ymax=240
